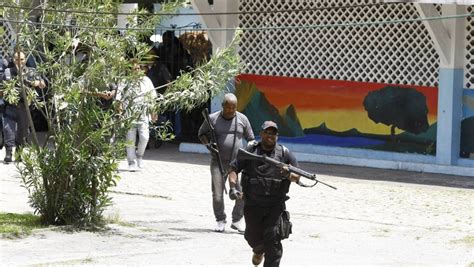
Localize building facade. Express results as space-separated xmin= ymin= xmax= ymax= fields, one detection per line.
xmin=182 ymin=0 xmax=474 ymax=177
xmin=1 ymin=0 xmax=472 ymax=176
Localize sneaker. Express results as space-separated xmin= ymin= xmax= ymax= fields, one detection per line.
xmin=128 ymin=162 xmax=139 ymax=172
xmin=137 ymin=157 xmax=144 ymax=169
xmin=231 ymin=218 xmax=245 ymax=233
xmin=214 ymin=220 xmax=226 ymax=232
xmin=252 ymin=253 xmax=264 ymax=266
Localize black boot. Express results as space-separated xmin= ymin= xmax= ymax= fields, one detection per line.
xmin=4 ymin=147 xmax=13 ymax=163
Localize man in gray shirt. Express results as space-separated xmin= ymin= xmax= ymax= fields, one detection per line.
xmin=198 ymin=93 xmax=255 ymax=233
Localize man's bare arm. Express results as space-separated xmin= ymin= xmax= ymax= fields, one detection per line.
xmin=32 ymin=79 xmax=46 ymax=89
xmin=228 ymin=169 xmax=242 ymax=200
xmin=198 ymin=134 xmax=210 ymax=145
xmin=228 ymin=170 xmax=238 ymax=188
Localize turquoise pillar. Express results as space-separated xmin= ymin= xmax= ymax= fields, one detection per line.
xmin=436 ymin=68 xmax=464 ymax=165
xmin=434 ymin=5 xmax=466 ymax=166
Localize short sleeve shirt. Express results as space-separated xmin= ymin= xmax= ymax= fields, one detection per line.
xmin=198 ymin=111 xmax=255 ymax=161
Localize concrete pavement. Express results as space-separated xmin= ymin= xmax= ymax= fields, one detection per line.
xmin=0 ymin=143 xmax=473 ymax=266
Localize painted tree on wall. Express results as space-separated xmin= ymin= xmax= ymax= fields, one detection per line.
xmin=363 ymin=86 xmax=429 ymax=141
xmin=460 ymin=116 xmax=474 ymax=157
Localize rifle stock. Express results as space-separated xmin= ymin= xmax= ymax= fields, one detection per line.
xmin=237 ymin=148 xmax=337 ymax=190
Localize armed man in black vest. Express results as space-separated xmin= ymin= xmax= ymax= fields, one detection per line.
xmin=227 ymin=121 xmax=300 ymax=267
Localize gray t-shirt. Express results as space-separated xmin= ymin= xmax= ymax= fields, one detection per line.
xmin=198 ymin=111 xmax=255 ymax=161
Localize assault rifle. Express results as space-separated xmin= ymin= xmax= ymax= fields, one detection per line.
xmin=202 ymin=108 xmax=227 ymax=193
xmin=237 ymin=148 xmax=337 ymax=190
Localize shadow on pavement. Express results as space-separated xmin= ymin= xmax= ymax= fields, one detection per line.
xmin=144 ymin=142 xmax=209 ymax=166
xmin=299 ymin=161 xmax=474 ymax=189
xmin=170 ymin=227 xmax=242 ymax=235
xmin=144 ymin=142 xmax=474 ymax=190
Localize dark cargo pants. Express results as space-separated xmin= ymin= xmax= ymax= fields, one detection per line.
xmin=2 ymin=104 xmax=29 ymax=148
xmin=244 ymin=204 xmax=284 ymax=267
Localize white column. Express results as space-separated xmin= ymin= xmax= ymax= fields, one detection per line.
xmin=214 ymin=0 xmax=238 ymax=49
xmin=191 ymin=0 xmax=239 ymax=52
xmin=118 ymin=3 xmax=138 ymax=33
xmin=190 ymin=0 xmax=240 ymax=112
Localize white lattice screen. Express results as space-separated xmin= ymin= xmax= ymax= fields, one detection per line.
xmin=238 ymin=1 xmax=473 ymax=89
xmin=0 ymin=17 xmax=15 ymax=60
xmin=1 ymin=3 xmax=472 ymax=88
xmin=465 ymin=5 xmax=474 ymax=88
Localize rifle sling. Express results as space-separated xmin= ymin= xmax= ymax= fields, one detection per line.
xmin=296 ymin=179 xmax=318 ymax=188
xmin=229 ymin=115 xmax=238 ymax=162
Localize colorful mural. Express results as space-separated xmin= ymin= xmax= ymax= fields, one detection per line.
xmin=461 ymin=90 xmax=474 ymax=158
xmin=235 ymin=74 xmax=439 ymax=155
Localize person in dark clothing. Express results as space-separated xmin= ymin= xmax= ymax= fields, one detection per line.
xmin=156 ymin=30 xmax=193 ymax=80
xmin=155 ymin=31 xmax=193 ymax=139
xmin=0 ymin=57 xmax=9 ymax=150
xmin=146 ymin=47 xmax=172 ymax=95
xmin=0 ymin=51 xmax=46 ymax=163
xmin=228 ymin=121 xmax=300 ymax=267
xmin=144 ymin=48 xmax=171 ymax=148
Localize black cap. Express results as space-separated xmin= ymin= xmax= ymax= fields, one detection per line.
xmin=261 ymin=121 xmax=278 ymax=131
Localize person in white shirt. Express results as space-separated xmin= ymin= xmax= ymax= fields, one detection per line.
xmin=118 ymin=61 xmax=157 ymax=171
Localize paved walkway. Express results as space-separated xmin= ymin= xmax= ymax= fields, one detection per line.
xmin=0 ymin=143 xmax=473 ymax=266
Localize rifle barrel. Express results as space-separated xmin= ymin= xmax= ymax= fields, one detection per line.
xmin=318 ymin=181 xmax=337 ymax=190
xmin=288 ymin=165 xmax=337 ymax=190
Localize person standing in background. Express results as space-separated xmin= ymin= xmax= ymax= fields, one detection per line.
xmin=0 ymin=51 xmax=46 ymax=163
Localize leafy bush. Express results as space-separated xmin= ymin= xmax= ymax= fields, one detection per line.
xmin=3 ymin=0 xmax=241 ymax=226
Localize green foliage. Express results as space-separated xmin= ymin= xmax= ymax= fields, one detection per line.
xmin=19 ymin=112 xmax=123 ymax=225
xmin=1 ymin=79 xmax=20 ymax=105
xmin=5 ymin=0 xmax=241 ymax=227
xmin=0 ymin=212 xmax=46 ymax=238
xmin=150 ymin=120 xmax=175 ymax=141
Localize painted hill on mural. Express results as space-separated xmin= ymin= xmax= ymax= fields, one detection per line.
xmin=304 ymin=122 xmax=437 ymax=143
xmin=236 ymin=80 xmax=304 ymax=137
xmin=301 ymin=122 xmax=437 ymax=154
xmin=399 ymin=122 xmax=437 ymax=143
xmin=303 ymin=123 xmax=391 ymax=141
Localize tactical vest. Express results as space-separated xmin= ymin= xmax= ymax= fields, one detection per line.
xmin=242 ymin=143 xmax=291 ymax=203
